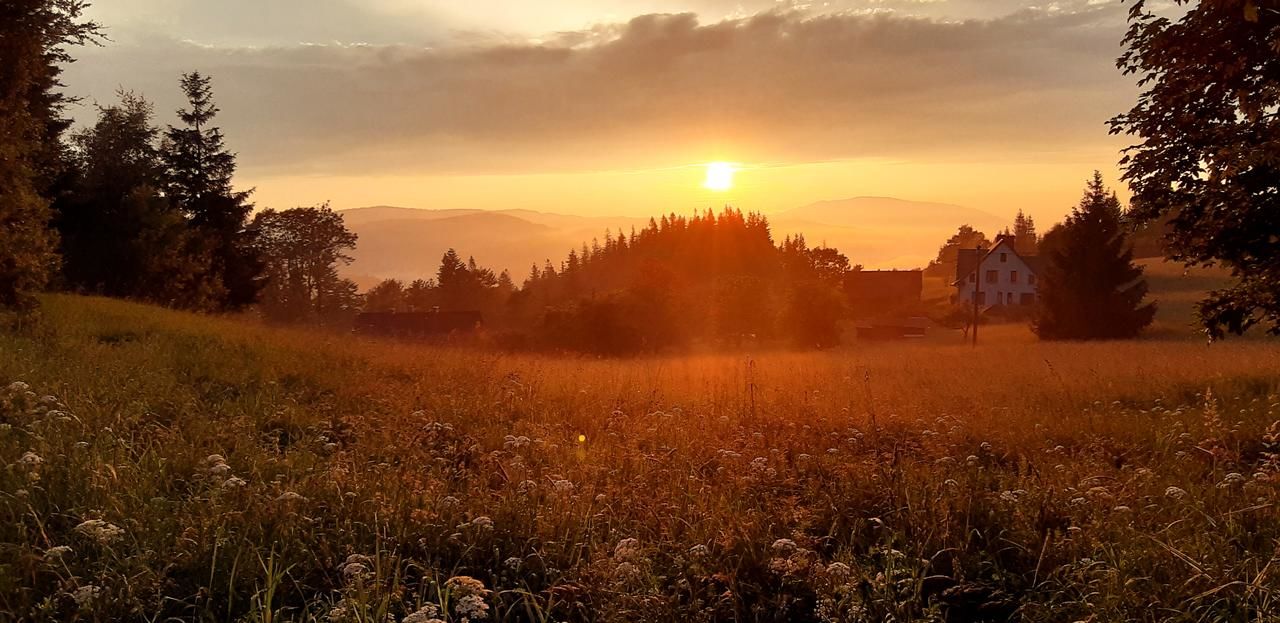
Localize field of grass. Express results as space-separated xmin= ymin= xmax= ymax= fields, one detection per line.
xmin=2 ymin=295 xmax=1279 ymax=622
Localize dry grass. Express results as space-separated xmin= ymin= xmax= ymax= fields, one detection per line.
xmin=2 ymin=294 xmax=1279 ymax=622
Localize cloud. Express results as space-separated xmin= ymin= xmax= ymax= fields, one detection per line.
xmin=63 ymin=4 xmax=1135 ymax=177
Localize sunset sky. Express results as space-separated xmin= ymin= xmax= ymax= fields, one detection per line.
xmin=65 ymin=0 xmax=1151 ymax=225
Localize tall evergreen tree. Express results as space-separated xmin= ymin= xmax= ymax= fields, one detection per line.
xmin=161 ymin=72 xmax=262 ymax=309
xmin=1033 ymin=173 xmax=1156 ymax=340
xmin=59 ymin=92 xmax=213 ymax=306
xmin=0 ymin=0 xmax=99 ymax=310
xmin=1013 ymin=209 xmax=1038 ymax=256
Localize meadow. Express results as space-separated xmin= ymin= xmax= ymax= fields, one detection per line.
xmin=2 ymin=293 xmax=1279 ymax=622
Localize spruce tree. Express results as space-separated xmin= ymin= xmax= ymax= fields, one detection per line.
xmin=0 ymin=0 xmax=99 ymax=310
xmin=1033 ymin=172 xmax=1156 ymax=340
xmin=162 ymin=72 xmax=262 ymax=309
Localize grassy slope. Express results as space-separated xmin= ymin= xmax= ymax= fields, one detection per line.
xmin=1 ymin=295 xmax=1279 ymax=621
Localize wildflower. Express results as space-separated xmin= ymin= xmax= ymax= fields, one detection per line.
xmin=18 ymin=451 xmax=43 ymax=469
xmin=323 ymin=442 xmax=339 ymax=453
xmin=1164 ymin=486 xmax=1188 ymax=500
xmin=467 ymin=516 xmax=494 ymax=530
xmin=446 ymin=575 xmax=490 ymax=598
xmin=74 ymin=519 xmax=124 ymax=544
xmin=1112 ymin=505 xmax=1132 ymax=513
xmin=208 ymin=462 xmax=232 ymax=476
xmin=6 ymin=381 xmax=30 ymax=393
xmin=826 ymin=562 xmax=853 ymax=582
xmin=1218 ymin=472 xmax=1246 ymax=489
xmin=503 ymin=556 xmax=521 ymax=570
xmin=687 ymin=544 xmax=709 ymax=559
xmin=613 ymin=561 xmax=642 ymax=584
xmin=340 ymin=554 xmax=372 ymax=583
xmin=979 ymin=442 xmax=993 ymax=453
xmin=223 ymin=476 xmax=248 ymax=488
xmin=943 ymin=479 xmax=959 ymax=488
xmin=614 ymin=537 xmax=643 ymax=562
xmin=204 ymin=454 xmax=227 ymax=466
xmin=276 ymin=491 xmax=306 ymax=503
xmin=551 ymin=479 xmax=575 ymax=494
xmin=403 ymin=603 xmax=444 ymax=623
xmin=439 ymin=495 xmax=461 ymax=510
xmin=45 ymin=545 xmax=73 ymax=561
xmin=455 ymin=593 xmax=489 ymax=619
xmin=71 ymin=584 xmax=101 ymax=608
xmin=771 ymin=538 xmax=798 ymax=556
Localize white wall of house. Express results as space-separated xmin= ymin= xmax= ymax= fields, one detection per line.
xmin=954 ymin=239 xmax=1038 ymax=306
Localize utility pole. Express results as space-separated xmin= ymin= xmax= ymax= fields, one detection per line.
xmin=971 ymin=252 xmax=982 ymax=347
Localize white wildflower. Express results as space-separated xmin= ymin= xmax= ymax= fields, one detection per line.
xmin=45 ymin=545 xmax=73 ymax=561
xmin=687 ymin=544 xmax=710 ymax=559
xmin=771 ymin=538 xmax=798 ymax=556
xmin=445 ymin=575 xmax=489 ymax=598
xmin=223 ymin=476 xmax=248 ymax=488
xmin=455 ymin=594 xmax=489 ymax=620
xmin=6 ymin=381 xmax=30 ymax=393
xmin=826 ymin=562 xmax=853 ymax=581
xmin=1164 ymin=486 xmax=1188 ymax=500
xmin=467 ymin=516 xmax=494 ymax=530
xmin=551 ymin=479 xmax=575 ymax=495
xmin=71 ymin=584 xmax=101 ymax=608
xmin=18 ymin=451 xmax=43 ymax=469
xmin=403 ymin=603 xmax=443 ymax=623
xmin=614 ymin=537 xmax=643 ymax=563
xmin=276 ymin=491 xmax=306 ymax=503
xmin=74 ymin=519 xmax=124 ymax=544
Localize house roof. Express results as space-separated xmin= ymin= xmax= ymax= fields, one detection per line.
xmin=953 ymin=238 xmax=1039 ymax=286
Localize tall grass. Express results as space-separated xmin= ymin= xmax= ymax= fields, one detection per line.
xmin=1 ymin=295 xmax=1278 ymax=622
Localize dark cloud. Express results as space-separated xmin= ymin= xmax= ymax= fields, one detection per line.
xmin=63 ymin=6 xmax=1134 ymax=176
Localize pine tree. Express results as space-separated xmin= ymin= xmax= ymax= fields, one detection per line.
xmin=60 ymin=92 xmax=213 ymax=305
xmin=1013 ymin=210 xmax=1038 ymax=256
xmin=161 ymin=72 xmax=262 ymax=309
xmin=0 ymin=0 xmax=100 ymax=310
xmin=1033 ymin=172 xmax=1156 ymax=340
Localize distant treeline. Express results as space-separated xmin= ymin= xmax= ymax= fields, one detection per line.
xmin=363 ymin=209 xmax=867 ymax=354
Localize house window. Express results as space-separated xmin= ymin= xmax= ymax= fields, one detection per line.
xmin=1028 ymin=274 xmax=1036 ymax=285
xmin=976 ymin=292 xmax=986 ymax=305
xmin=1010 ymin=271 xmax=1018 ymax=283
xmin=986 ymin=270 xmax=998 ymax=283
xmin=1000 ymin=253 xmax=1008 ymax=262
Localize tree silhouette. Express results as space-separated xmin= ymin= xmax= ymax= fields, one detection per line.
xmin=59 ymin=92 xmax=213 ymax=306
xmin=1111 ymin=0 xmax=1280 ymax=337
xmin=253 ymin=203 xmax=359 ymax=323
xmin=0 ymin=0 xmax=100 ymax=310
xmin=161 ymin=72 xmax=262 ymax=310
xmin=1033 ymin=173 xmax=1155 ymax=340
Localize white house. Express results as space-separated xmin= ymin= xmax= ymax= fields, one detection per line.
xmin=952 ymin=235 xmax=1040 ymax=307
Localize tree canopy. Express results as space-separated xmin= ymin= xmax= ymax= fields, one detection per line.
xmin=1111 ymin=0 xmax=1280 ymax=338
xmin=1033 ymin=173 xmax=1156 ymax=340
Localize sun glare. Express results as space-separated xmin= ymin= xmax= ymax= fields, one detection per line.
xmin=703 ymin=161 xmax=737 ymax=191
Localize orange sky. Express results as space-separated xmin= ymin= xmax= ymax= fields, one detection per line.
xmin=65 ymin=1 xmax=1143 ymax=229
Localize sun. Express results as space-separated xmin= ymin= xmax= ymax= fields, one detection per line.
xmin=702 ymin=161 xmax=737 ymax=192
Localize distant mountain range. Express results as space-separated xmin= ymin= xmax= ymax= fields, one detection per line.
xmin=337 ymin=198 xmax=1009 ymax=289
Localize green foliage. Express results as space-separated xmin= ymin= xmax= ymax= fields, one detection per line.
xmin=0 ymin=0 xmax=100 ymax=311
xmin=56 ymin=91 xmax=218 ymax=307
xmin=253 ymin=204 xmax=360 ymax=323
xmin=1111 ymin=0 xmax=1280 ymax=338
xmin=516 ymin=209 xmax=853 ymax=353
xmin=161 ymin=72 xmax=264 ymax=310
xmin=1033 ymin=173 xmax=1156 ymax=340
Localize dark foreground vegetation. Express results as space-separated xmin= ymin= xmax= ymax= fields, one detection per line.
xmin=2 ymin=296 xmax=1280 ymax=622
